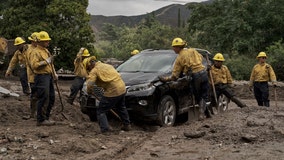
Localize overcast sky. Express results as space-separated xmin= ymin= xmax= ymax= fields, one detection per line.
xmin=87 ymin=0 xmax=208 ymax=16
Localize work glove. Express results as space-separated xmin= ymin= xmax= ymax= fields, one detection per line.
xmin=249 ymin=86 xmax=253 ymax=92
xmin=53 ymin=73 xmax=58 ymax=81
xmin=158 ymin=75 xmax=169 ymax=82
xmin=271 ymin=81 xmax=278 ymax=88
xmin=46 ymin=56 xmax=54 ymax=64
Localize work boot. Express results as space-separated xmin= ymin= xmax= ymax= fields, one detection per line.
xmin=264 ymin=101 xmax=270 ymax=107
xmin=121 ymin=124 xmax=131 ymax=131
xmin=101 ymin=126 xmax=116 ymax=135
xmin=36 ymin=120 xmax=55 ymax=126
xmin=204 ymin=109 xmax=212 ymax=118
xmin=24 ymin=89 xmax=31 ymax=95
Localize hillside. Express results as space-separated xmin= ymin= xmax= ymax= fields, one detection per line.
xmin=90 ymin=4 xmax=191 ymax=32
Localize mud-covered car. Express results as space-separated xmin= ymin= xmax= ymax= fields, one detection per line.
xmin=116 ymin=48 xmax=229 ymax=126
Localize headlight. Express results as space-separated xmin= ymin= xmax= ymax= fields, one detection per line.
xmin=127 ymin=83 xmax=155 ymax=94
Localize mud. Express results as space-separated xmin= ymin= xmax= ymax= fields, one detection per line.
xmin=0 ymin=78 xmax=283 ymax=160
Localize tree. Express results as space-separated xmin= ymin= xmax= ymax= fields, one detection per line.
xmin=0 ymin=0 xmax=95 ymax=70
xmin=187 ymin=0 xmax=284 ymax=56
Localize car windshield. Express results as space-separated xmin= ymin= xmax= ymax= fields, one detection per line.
xmin=117 ymin=52 xmax=176 ymax=73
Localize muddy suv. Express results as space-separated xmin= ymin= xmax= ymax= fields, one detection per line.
xmin=116 ymin=49 xmax=228 ymax=126
xmin=80 ymin=49 xmax=229 ymax=125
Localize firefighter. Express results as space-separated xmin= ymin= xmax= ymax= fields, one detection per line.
xmin=67 ymin=48 xmax=90 ymax=105
xmin=209 ymin=53 xmax=247 ymax=109
xmin=30 ymin=31 xmax=57 ymax=126
xmin=83 ymin=55 xmax=97 ymax=73
xmin=85 ymin=58 xmax=131 ymax=134
xmin=159 ymin=37 xmax=211 ymax=119
xmin=23 ymin=32 xmax=39 ymax=119
xmin=131 ymin=49 xmax=139 ymax=56
xmin=249 ymin=52 xmax=277 ymax=107
xmin=5 ymin=37 xmax=30 ymax=95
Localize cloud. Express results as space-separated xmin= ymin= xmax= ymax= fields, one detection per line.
xmin=87 ymin=0 xmax=207 ymax=16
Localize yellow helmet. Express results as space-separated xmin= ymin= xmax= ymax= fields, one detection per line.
xmin=256 ymin=52 xmax=267 ymax=58
xmin=213 ymin=53 xmax=225 ymax=61
xmin=14 ymin=37 xmax=26 ymax=46
xmin=28 ymin=32 xmax=39 ymax=42
xmin=83 ymin=56 xmax=96 ymax=69
xmin=171 ymin=37 xmax=186 ymax=47
xmin=38 ymin=31 xmax=51 ymax=41
xmin=131 ymin=49 xmax=139 ymax=55
xmin=82 ymin=48 xmax=90 ymax=57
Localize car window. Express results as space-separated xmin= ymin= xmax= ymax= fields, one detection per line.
xmin=117 ymin=52 xmax=176 ymax=73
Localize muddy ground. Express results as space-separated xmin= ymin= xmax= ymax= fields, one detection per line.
xmin=0 ymin=78 xmax=283 ymax=160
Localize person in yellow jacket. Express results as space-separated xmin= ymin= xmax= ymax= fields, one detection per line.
xmin=30 ymin=31 xmax=57 ymax=126
xmin=67 ymin=48 xmax=90 ymax=105
xmin=23 ymin=32 xmax=39 ymax=119
xmin=159 ymin=37 xmax=211 ymax=119
xmin=209 ymin=53 xmax=247 ymax=110
xmin=249 ymin=52 xmax=277 ymax=107
xmin=86 ymin=59 xmax=131 ymax=134
xmin=5 ymin=37 xmax=30 ymax=95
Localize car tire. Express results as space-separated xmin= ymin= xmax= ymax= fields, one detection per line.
xmin=157 ymin=95 xmax=177 ymax=127
xmin=212 ymin=94 xmax=229 ymax=114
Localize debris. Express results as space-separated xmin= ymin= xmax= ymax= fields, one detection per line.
xmin=184 ymin=131 xmax=206 ymax=138
xmin=241 ymin=134 xmax=258 ymax=142
xmin=101 ymin=145 xmax=107 ymax=149
xmin=150 ymin=152 xmax=159 ymax=157
xmin=0 ymin=86 xmax=19 ymax=97
xmin=0 ymin=147 xmax=7 ymax=154
xmin=0 ymin=139 xmax=8 ymax=144
xmin=49 ymin=139 xmax=54 ymax=145
xmin=37 ymin=132 xmax=49 ymax=138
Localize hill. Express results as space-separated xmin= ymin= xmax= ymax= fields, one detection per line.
xmin=90 ymin=4 xmax=191 ymax=32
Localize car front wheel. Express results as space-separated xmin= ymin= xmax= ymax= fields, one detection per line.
xmin=212 ymin=94 xmax=229 ymax=114
xmin=157 ymin=95 xmax=177 ymax=127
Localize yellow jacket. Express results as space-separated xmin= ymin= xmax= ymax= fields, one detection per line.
xmin=86 ymin=61 xmax=126 ymax=97
xmin=73 ymin=53 xmax=88 ymax=78
xmin=30 ymin=45 xmax=54 ymax=75
xmin=171 ymin=48 xmax=205 ymax=80
xmin=210 ymin=65 xmax=233 ymax=85
xmin=249 ymin=63 xmax=277 ymax=86
xmin=25 ymin=44 xmax=37 ymax=83
xmin=6 ymin=48 xmax=27 ymax=74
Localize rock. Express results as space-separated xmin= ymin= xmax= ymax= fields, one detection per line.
xmin=184 ymin=131 xmax=206 ymax=138
xmin=150 ymin=152 xmax=159 ymax=157
xmin=37 ymin=132 xmax=49 ymax=138
xmin=241 ymin=134 xmax=258 ymax=142
xmin=0 ymin=147 xmax=7 ymax=154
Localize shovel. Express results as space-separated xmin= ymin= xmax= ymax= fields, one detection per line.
xmin=0 ymin=86 xmax=19 ymax=97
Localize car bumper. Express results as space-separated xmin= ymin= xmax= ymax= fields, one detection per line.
xmin=125 ymin=94 xmax=160 ymax=121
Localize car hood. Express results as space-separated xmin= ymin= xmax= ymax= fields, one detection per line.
xmin=119 ymin=72 xmax=161 ymax=86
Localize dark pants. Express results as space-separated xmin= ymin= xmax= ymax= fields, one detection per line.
xmin=191 ymin=70 xmax=210 ymax=111
xmin=253 ymin=82 xmax=269 ymax=107
xmin=97 ymin=93 xmax=130 ymax=132
xmin=68 ymin=76 xmax=85 ymax=103
xmin=19 ymin=67 xmax=29 ymax=94
xmin=34 ymin=74 xmax=55 ymax=122
xmin=211 ymin=84 xmax=246 ymax=108
xmin=29 ymin=83 xmax=37 ymax=117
